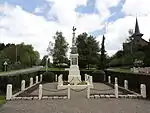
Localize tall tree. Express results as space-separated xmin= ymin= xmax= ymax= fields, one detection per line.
xmin=76 ymin=32 xmax=100 ymax=69
xmin=2 ymin=44 xmax=16 ymax=64
xmin=100 ymin=35 xmax=106 ymax=70
xmin=1 ymin=43 xmax=40 ymax=70
xmin=0 ymin=43 xmax=5 ymax=51
xmin=40 ymin=55 xmax=48 ymax=66
xmin=52 ymin=31 xmax=69 ymax=66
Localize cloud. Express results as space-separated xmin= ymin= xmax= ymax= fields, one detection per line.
xmin=122 ymin=0 xmax=150 ymax=16
xmin=0 ymin=5 xmax=58 ymax=58
xmin=47 ymin=0 xmax=88 ymax=27
xmin=34 ymin=7 xmax=43 ymax=13
xmin=0 ymin=0 xmax=150 ymax=60
xmin=0 ymin=2 xmax=14 ymax=12
xmin=0 ymin=1 xmax=104 ymax=59
xmin=95 ymin=0 xmax=121 ymax=20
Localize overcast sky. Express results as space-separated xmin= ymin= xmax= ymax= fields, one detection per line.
xmin=0 ymin=0 xmax=150 ymax=59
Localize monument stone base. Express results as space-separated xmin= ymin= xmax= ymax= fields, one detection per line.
xmin=68 ymin=65 xmax=81 ymax=85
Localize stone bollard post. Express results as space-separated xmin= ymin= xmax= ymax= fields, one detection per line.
xmin=36 ymin=76 xmax=38 ymax=84
xmin=124 ymin=80 xmax=128 ymax=89
xmin=30 ymin=77 xmax=33 ymax=87
xmin=140 ymin=84 xmax=146 ymax=98
xmin=89 ymin=76 xmax=93 ymax=85
xmin=115 ymin=77 xmax=118 ymax=84
xmin=85 ymin=74 xmax=88 ymax=81
xmin=85 ymin=74 xmax=87 ymax=81
xmin=21 ymin=80 xmax=25 ymax=91
xmin=55 ymin=74 xmax=57 ymax=82
xmin=103 ymin=74 xmax=106 ymax=82
xmin=39 ymin=84 xmax=43 ymax=100
xmin=108 ymin=76 xmax=111 ymax=84
xmin=68 ymin=84 xmax=70 ymax=99
xmin=60 ymin=74 xmax=63 ymax=85
xmin=6 ymin=84 xmax=12 ymax=100
xmin=58 ymin=75 xmax=60 ymax=85
xmin=115 ymin=84 xmax=118 ymax=98
xmin=40 ymin=74 xmax=43 ymax=82
xmin=87 ymin=83 xmax=90 ymax=99
xmin=58 ymin=75 xmax=63 ymax=85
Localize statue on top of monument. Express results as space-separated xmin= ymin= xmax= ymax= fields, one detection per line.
xmin=72 ymin=26 xmax=76 ymax=47
xmin=71 ymin=26 xmax=78 ymax=54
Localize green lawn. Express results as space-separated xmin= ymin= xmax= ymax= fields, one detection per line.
xmin=41 ymin=68 xmax=97 ymax=71
xmin=0 ymin=96 xmax=6 ymax=105
xmin=0 ymin=68 xmax=26 ymax=74
xmin=40 ymin=68 xmax=65 ymax=71
xmin=107 ymin=67 xmax=131 ymax=73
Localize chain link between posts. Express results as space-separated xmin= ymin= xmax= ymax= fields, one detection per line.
xmin=42 ymin=88 xmax=67 ymax=92
xmin=77 ymin=77 xmax=82 ymax=82
xmin=91 ymin=88 xmax=114 ymax=92
xmin=68 ymin=77 xmax=74 ymax=83
xmin=70 ymin=87 xmax=87 ymax=92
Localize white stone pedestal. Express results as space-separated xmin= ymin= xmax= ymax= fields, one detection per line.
xmin=68 ymin=76 xmax=81 ymax=85
xmin=68 ymin=65 xmax=81 ymax=85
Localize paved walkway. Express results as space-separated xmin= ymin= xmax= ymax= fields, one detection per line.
xmin=0 ymin=83 xmax=150 ymax=113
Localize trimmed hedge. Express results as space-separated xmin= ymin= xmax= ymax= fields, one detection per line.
xmin=91 ymin=70 xmax=105 ymax=82
xmin=39 ymin=70 xmax=69 ymax=81
xmin=43 ymin=72 xmax=55 ymax=82
xmin=0 ymin=71 xmax=38 ymax=95
xmin=39 ymin=70 xmax=105 ymax=82
xmin=105 ymin=70 xmax=150 ymax=99
xmin=80 ymin=70 xmax=94 ymax=81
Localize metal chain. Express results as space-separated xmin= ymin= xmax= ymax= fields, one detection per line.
xmin=77 ymin=77 xmax=82 ymax=82
xmin=42 ymin=88 xmax=67 ymax=92
xmin=91 ymin=88 xmax=114 ymax=92
xmin=70 ymin=87 xmax=87 ymax=92
xmin=68 ymin=77 xmax=74 ymax=83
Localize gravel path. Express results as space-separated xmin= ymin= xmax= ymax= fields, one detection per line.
xmin=31 ymin=82 xmax=67 ymax=96
xmin=0 ymin=83 xmax=150 ymax=113
xmin=30 ymin=83 xmax=122 ymax=96
xmin=0 ymin=98 xmax=150 ymax=113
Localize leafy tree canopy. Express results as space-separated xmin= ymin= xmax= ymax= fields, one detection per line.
xmin=76 ymin=32 xmax=100 ymax=69
xmin=52 ymin=31 xmax=69 ymax=66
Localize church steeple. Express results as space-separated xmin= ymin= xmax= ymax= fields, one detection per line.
xmin=135 ymin=17 xmax=140 ymax=34
xmin=132 ymin=17 xmax=143 ymax=38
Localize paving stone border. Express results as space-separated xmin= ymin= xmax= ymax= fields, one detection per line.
xmin=10 ymin=95 xmax=68 ymax=100
xmin=90 ymin=94 xmax=143 ymax=99
xmin=12 ymin=82 xmax=40 ymax=98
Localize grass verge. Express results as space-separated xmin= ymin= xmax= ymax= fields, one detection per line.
xmin=0 ymin=96 xmax=6 ymax=105
xmin=40 ymin=68 xmax=65 ymax=71
xmin=107 ymin=67 xmax=131 ymax=73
